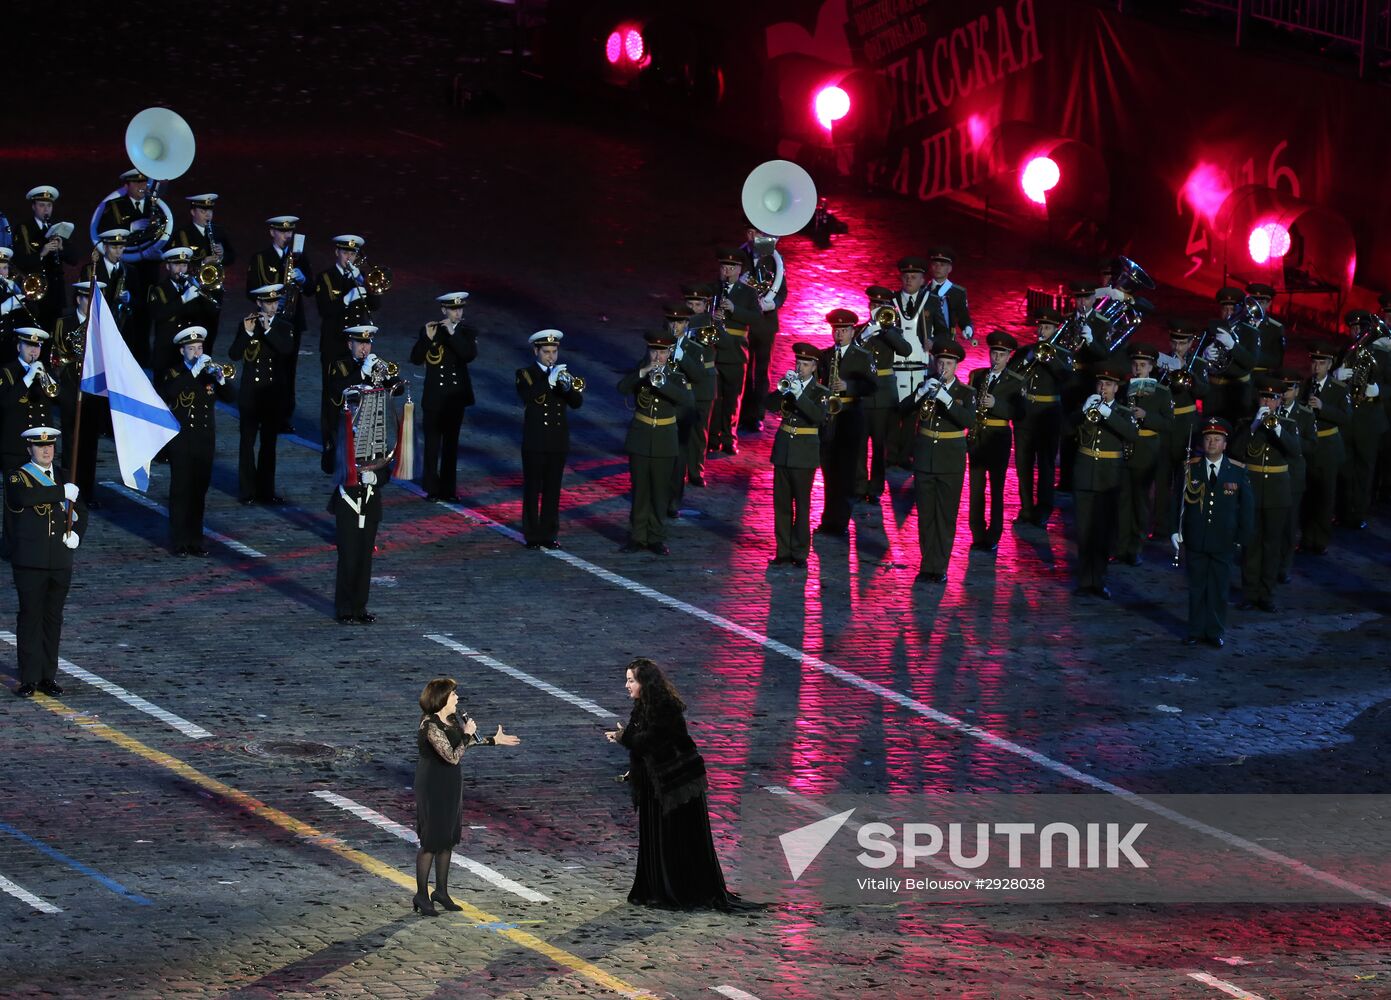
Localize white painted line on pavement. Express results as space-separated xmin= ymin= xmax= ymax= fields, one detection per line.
xmin=311 ymin=790 xmax=551 ymax=903
xmin=711 ymin=987 xmax=763 ymax=1000
xmin=1188 ymin=972 xmax=1266 ymax=999
xmin=425 ymin=635 xmax=614 ymax=719
xmin=414 ymin=497 xmax=1391 ymax=910
xmin=102 ymin=482 xmax=266 ymax=559
xmin=0 ymin=872 xmax=61 ymax=913
xmin=0 ymin=631 xmax=211 ymax=739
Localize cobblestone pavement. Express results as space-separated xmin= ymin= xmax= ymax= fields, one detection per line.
xmin=1 ymin=37 xmax=1389 ymax=999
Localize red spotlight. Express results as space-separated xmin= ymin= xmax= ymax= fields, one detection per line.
xmin=624 ymin=28 xmax=645 ymax=62
xmin=813 ymin=85 xmax=850 ymax=131
xmin=1020 ymin=156 xmax=1060 ymax=204
xmin=605 ymin=31 xmax=622 ymax=65
xmin=1248 ymin=221 xmax=1291 ymax=265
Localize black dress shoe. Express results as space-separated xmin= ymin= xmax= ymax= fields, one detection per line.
xmin=1206 ymin=636 xmax=1225 ymax=648
xmin=666 ymin=507 xmax=680 ymax=519
xmin=768 ymin=556 xmax=791 ymax=566
xmin=814 ymin=525 xmax=846 ymax=536
xmin=790 ymin=558 xmax=806 ymax=567
xmin=265 ymin=495 xmax=289 ymax=506
xmin=1073 ymin=586 xmax=1092 ymax=597
xmin=239 ymin=497 xmax=255 ymax=506
xmin=1122 ymin=555 xmax=1142 ymax=566
xmin=14 ymin=683 xmax=35 ymax=698
xmin=524 ymin=542 xmax=542 ymax=550
xmin=720 ymin=442 xmax=738 ymax=455
xmin=542 ymin=540 xmax=561 ymax=550
xmin=87 ymin=498 xmax=103 ymax=511
xmin=1257 ymin=600 xmax=1277 ymax=612
xmin=189 ymin=546 xmax=209 ymax=557
xmin=174 ymin=546 xmax=189 ymax=557
xmin=336 ymin=614 xmax=356 ymax=624
xmin=688 ymin=476 xmax=706 ymax=487
xmin=647 ymin=543 xmax=670 ymax=556
xmin=1095 ymin=586 xmax=1111 ymax=600
xmin=1183 ymin=637 xmax=1199 ymax=646
xmin=1013 ymin=514 xmax=1034 ymax=525
xmin=37 ymin=679 xmax=63 ymax=696
xmin=1237 ymin=601 xmax=1257 ymax=611
xmin=619 ymin=542 xmax=644 ymax=553
xmin=355 ymin=612 xmax=376 ymax=624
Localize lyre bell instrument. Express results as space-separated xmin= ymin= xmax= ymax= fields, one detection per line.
xmin=741 ymin=160 xmax=818 ymax=237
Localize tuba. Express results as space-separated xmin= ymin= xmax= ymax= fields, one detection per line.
xmin=91 ymin=108 xmax=195 ymax=261
xmin=1092 ymin=255 xmax=1155 ymax=352
xmin=741 ymin=160 xmax=818 ymax=237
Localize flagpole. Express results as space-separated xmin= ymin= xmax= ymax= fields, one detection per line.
xmin=66 ymin=246 xmax=99 ymax=532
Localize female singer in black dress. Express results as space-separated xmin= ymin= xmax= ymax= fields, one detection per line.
xmin=414 ymin=677 xmax=520 ymax=916
xmin=605 ymin=657 xmax=736 ymax=909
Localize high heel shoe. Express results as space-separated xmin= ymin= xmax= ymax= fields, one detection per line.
xmin=431 ymin=890 xmax=463 ymax=911
xmin=412 ymin=892 xmax=439 ymax=917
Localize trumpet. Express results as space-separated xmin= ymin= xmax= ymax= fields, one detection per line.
xmin=192 ymin=260 xmax=224 ymax=302
xmin=648 ymin=364 xmax=668 ymax=388
xmin=555 ymin=368 xmax=585 ymax=392
xmin=1084 ymin=401 xmax=1104 ymax=423
xmin=1260 ymin=408 xmax=1279 ymax=431
xmin=872 ymin=305 xmax=899 ymax=328
xmin=19 ymin=272 xmax=47 ymax=300
xmin=691 ymin=321 xmax=719 ymax=348
xmin=201 ymin=359 xmax=236 ymax=381
xmin=777 ymin=369 xmax=800 ymax=393
xmin=356 ymin=255 xmax=392 ymax=295
xmin=29 ymin=364 xmax=59 ymax=399
xmin=369 ymin=357 xmax=401 ymax=385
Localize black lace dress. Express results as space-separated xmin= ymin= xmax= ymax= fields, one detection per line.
xmin=415 ymin=714 xmax=467 ymax=852
xmin=619 ymin=704 xmax=734 ymax=909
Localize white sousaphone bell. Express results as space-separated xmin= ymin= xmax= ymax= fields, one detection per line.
xmin=90 ymin=107 xmax=197 ymax=261
xmin=741 ymin=159 xmax=817 ymax=238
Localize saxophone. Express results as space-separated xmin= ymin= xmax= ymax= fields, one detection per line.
xmin=112 ymin=263 xmax=129 ymax=327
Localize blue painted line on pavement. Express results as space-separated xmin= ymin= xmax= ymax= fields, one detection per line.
xmin=0 ymin=821 xmax=152 ymax=905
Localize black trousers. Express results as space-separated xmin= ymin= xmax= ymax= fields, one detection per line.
xmin=1242 ymin=505 xmax=1288 ymax=602
xmin=422 ymin=398 xmax=467 ymax=499
xmin=968 ymin=431 xmax=1011 ymax=546
xmin=671 ymin=406 xmax=695 ymax=511
xmin=628 ymin=454 xmax=674 ymax=545
xmin=685 ymin=398 xmax=714 ymax=484
xmin=334 ymin=508 xmax=378 ymax=618
xmin=13 ymin=565 xmax=71 ymax=685
xmin=739 ymin=327 xmax=774 ymax=430
xmin=1074 ymin=487 xmax=1118 ymax=588
xmin=856 ymin=405 xmax=894 ymax=497
xmin=915 ymin=468 xmax=966 ymax=574
xmin=1280 ymin=486 xmax=1304 ymax=575
xmin=521 ymin=450 xmax=566 ymax=544
xmin=169 ymin=437 xmax=214 ymax=550
xmin=712 ymin=361 xmax=746 ymax=449
xmin=1014 ymin=408 xmax=1061 ymax=522
xmin=1185 ymin=550 xmax=1232 ymax=640
xmin=239 ymin=388 xmax=284 ymax=501
xmin=277 ymin=327 xmax=303 ymax=424
xmin=1116 ymin=451 xmax=1161 ymax=559
xmin=1302 ymin=458 xmax=1339 ymax=551
xmin=1337 ymin=418 xmax=1379 ymax=525
xmin=773 ymin=465 xmax=814 ymax=559
xmin=820 ymin=410 xmax=863 ymax=532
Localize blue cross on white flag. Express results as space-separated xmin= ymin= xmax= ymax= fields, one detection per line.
xmin=79 ymin=285 xmax=179 ymax=490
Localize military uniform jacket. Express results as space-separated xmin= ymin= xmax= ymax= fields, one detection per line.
xmin=1125 ymin=381 xmax=1173 ymax=463
xmin=1067 ymin=403 xmax=1139 ymax=491
xmin=410 ymin=322 xmax=478 ymax=410
xmin=617 ymin=367 xmax=693 ymax=458
xmin=315 ymin=266 xmax=382 ymax=352
xmin=6 ymin=464 xmax=86 ymax=570
xmin=158 ymin=362 xmax=235 ymax=441
xmin=1301 ymin=376 xmax=1350 ymax=468
xmin=673 ymin=333 xmax=716 ymax=404
xmin=819 ymin=344 xmax=875 ymax=409
xmin=1271 ymin=401 xmax=1315 ymax=491
xmin=328 ymin=469 xmax=391 ymax=521
xmin=1230 ymin=419 xmax=1299 ymax=508
xmin=1252 ymin=317 xmax=1285 ymax=372
xmin=711 ymin=282 xmax=760 ymax=364
xmin=1008 ymin=347 xmax=1072 ymax=416
xmin=324 ymin=354 xmax=407 ymax=412
xmin=11 ymin=217 xmax=74 ymax=317
xmin=246 ymin=247 xmax=314 ymax=333
xmin=170 ymin=222 xmax=237 ymax=269
xmin=906 ymin=379 xmax=975 ymax=475
xmin=857 ymin=322 xmax=913 ymax=408
xmin=229 ymin=315 xmax=295 ymax=400
xmin=923 ymin=281 xmax=970 ymax=347
xmin=516 ymin=363 xmax=583 ymax=453
xmin=82 ymin=257 xmax=140 ymax=321
xmin=149 ymin=277 xmax=220 ymax=344
xmin=1163 ymin=358 xmax=1210 ymax=411
xmin=97 ymin=196 xmax=153 ymax=234
xmin=1181 ymin=457 xmax=1254 ymax=554
xmin=49 ymin=313 xmax=84 ymax=390
xmin=0 ymin=360 xmax=58 ymax=465
xmin=766 ymin=384 xmax=829 ymax=469
xmin=968 ymin=366 xmax=1022 ymax=447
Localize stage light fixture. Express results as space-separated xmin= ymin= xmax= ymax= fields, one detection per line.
xmin=813 ymin=85 xmax=850 ymax=131
xmin=624 ymin=28 xmax=645 ymax=63
xmin=1247 ymin=221 xmax=1291 ymax=265
xmin=605 ymin=31 xmax=623 ymax=65
xmin=1021 ymin=156 xmax=1060 ymax=205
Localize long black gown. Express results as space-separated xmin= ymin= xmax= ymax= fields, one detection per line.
xmin=415 ymin=715 xmax=465 ymax=852
xmin=619 ymin=704 xmax=734 ymax=909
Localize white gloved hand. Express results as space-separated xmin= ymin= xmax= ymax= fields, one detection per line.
xmin=192 ymin=355 xmax=209 ymax=375
xmin=1334 ymin=366 xmax=1354 ymax=382
xmin=1366 ymin=383 xmax=1381 ymax=399
xmin=1097 ymin=402 xmax=1112 ymax=418
xmin=63 ymin=483 xmax=79 ymax=502
xmin=758 ymin=293 xmax=776 ymax=312
xmin=360 ymin=469 xmax=377 ymax=485
xmin=292 ymin=267 xmax=306 ymax=284
xmin=1170 ymin=533 xmax=1182 ymax=553
xmin=673 ymin=343 xmax=685 ymax=362
xmin=1373 ymin=336 xmax=1391 ymax=351
xmin=1081 ymin=326 xmax=1094 ymax=344
xmin=864 ymin=321 xmax=881 ymax=336
xmin=1203 ymin=345 xmax=1221 ymax=362
xmin=0 ymin=296 xmax=16 ymax=316
xmin=790 ymin=378 xmax=805 ymax=398
xmin=1084 ymin=393 xmax=1102 ymax=410
xmin=344 ymin=286 xmax=364 ymax=305
xmin=547 ymin=366 xmax=561 ymax=387
xmin=1215 ymin=330 xmax=1235 ymax=349
xmin=22 ymin=365 xmax=37 ymax=388
xmin=181 ymin=284 xmax=200 ymax=303
xmin=1156 ymin=352 xmax=1180 ymax=370
xmin=934 ymin=385 xmax=954 ymax=405
xmin=63 ymin=531 xmax=79 ymax=550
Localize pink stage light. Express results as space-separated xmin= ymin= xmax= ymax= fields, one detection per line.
xmin=814 ymin=86 xmax=851 ymax=130
xmin=1020 ymin=156 xmax=1060 ymax=204
xmin=605 ymin=31 xmax=623 ymax=64
xmin=1248 ymin=221 xmax=1291 ymax=264
xmin=623 ymin=28 xmax=645 ymax=63
xmin=1181 ymin=162 xmax=1231 ymax=222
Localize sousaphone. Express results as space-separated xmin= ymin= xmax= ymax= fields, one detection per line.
xmin=741 ymin=160 xmax=817 ymax=237
xmin=90 ymin=108 xmax=196 ymax=262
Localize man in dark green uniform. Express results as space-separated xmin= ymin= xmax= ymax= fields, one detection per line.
xmin=517 ymin=330 xmax=584 ymax=549
xmin=817 ymin=310 xmax=874 ymax=536
xmin=1273 ymin=368 xmax=1317 ymax=582
xmin=1173 ymin=418 xmax=1253 ymax=648
xmin=767 ymin=342 xmax=828 ymax=566
xmin=1202 ymin=287 xmax=1256 ymax=423
xmin=1067 ymin=360 xmax=1138 ymax=598
xmin=854 ymin=285 xmax=912 ymax=501
xmin=1231 ymin=376 xmax=1299 ymax=612
xmin=677 ymin=285 xmax=718 ymax=488
xmin=1009 ymin=309 xmax=1072 ymax=527
xmin=664 ymin=302 xmax=705 ymax=515
xmin=1333 ymin=311 xmax=1386 ymax=530
xmin=158 ymin=326 xmax=234 ymax=555
xmin=618 ymin=332 xmax=692 ymax=555
xmin=904 ymin=340 xmax=975 ymax=583
xmin=1154 ymin=319 xmax=1209 ymax=538
xmin=1114 ymin=342 xmax=1173 ymax=565
xmin=1299 ymin=342 xmax=1350 ymax=554
xmin=410 ymin=292 xmax=478 ymax=502
xmin=1244 ymin=282 xmax=1285 ymax=374
xmin=967 ymin=331 xmax=1022 ymax=552
xmin=709 ymin=249 xmax=761 ymax=455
